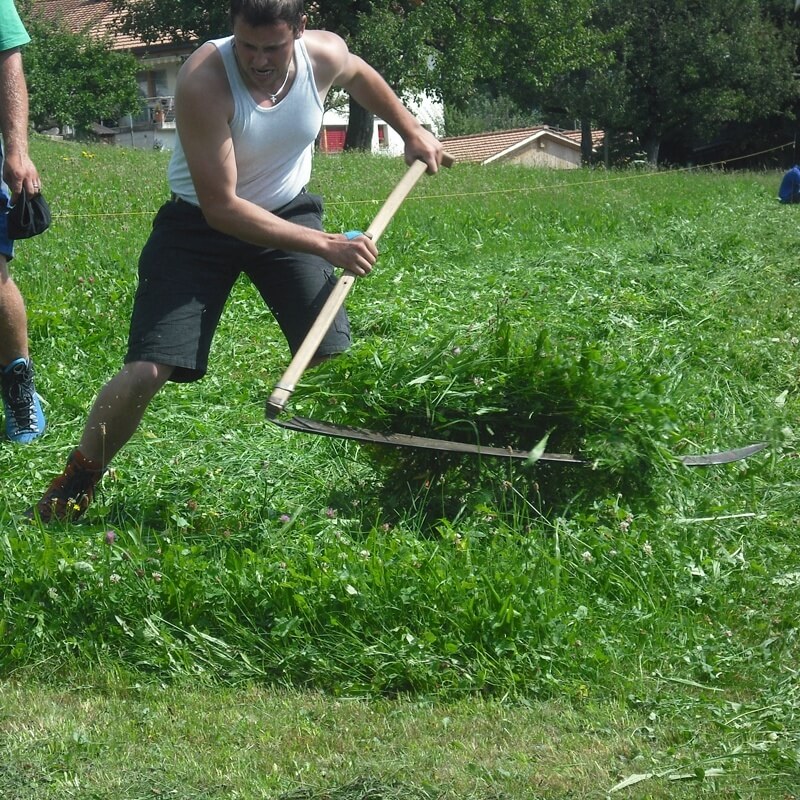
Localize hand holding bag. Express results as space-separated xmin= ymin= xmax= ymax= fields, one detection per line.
xmin=6 ymin=188 xmax=51 ymax=239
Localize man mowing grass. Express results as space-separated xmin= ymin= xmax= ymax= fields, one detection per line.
xmin=30 ymin=0 xmax=444 ymax=522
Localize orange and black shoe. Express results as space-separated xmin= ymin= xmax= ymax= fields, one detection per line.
xmin=28 ymin=449 xmax=103 ymax=523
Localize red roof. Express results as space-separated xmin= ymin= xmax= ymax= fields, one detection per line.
xmin=31 ymin=0 xmax=174 ymax=51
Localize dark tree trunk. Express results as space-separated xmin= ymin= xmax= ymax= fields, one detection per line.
xmin=644 ymin=135 xmax=661 ymax=166
xmin=344 ymin=98 xmax=374 ymax=151
xmin=580 ymin=117 xmax=593 ymax=164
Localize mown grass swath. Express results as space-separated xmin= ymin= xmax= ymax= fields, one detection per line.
xmin=1 ymin=141 xmax=799 ymax=792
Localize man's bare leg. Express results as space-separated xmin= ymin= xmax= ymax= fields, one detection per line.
xmin=31 ymin=361 xmax=174 ymax=521
xmin=0 ymin=257 xmax=29 ymax=364
xmin=78 ymin=361 xmax=174 ymax=467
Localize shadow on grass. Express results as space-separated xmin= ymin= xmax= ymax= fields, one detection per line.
xmin=325 ymin=444 xmax=673 ymax=532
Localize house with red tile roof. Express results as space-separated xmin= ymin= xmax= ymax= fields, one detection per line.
xmin=29 ymin=0 xmax=444 ymax=154
xmin=31 ymin=0 xmax=193 ymax=148
xmin=33 ymin=0 xmax=143 ymax=50
xmin=441 ymin=126 xmax=604 ymax=169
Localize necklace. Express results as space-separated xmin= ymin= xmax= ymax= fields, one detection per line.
xmin=267 ymin=64 xmax=291 ymax=103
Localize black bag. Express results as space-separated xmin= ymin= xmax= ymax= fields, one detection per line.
xmin=6 ymin=188 xmax=51 ymax=239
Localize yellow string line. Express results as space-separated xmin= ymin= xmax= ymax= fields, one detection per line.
xmin=52 ymin=140 xmax=794 ymax=220
xmin=358 ymin=140 xmax=796 ymax=207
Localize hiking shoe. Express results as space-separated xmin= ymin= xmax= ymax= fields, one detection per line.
xmin=2 ymin=357 xmax=46 ymax=443
xmin=29 ymin=449 xmax=103 ymax=523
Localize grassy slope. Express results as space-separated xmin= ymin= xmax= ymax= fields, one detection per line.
xmin=0 ymin=140 xmax=799 ymax=798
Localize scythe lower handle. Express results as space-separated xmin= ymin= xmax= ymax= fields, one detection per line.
xmin=266 ymin=153 xmax=453 ymax=418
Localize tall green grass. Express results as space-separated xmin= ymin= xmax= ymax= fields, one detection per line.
xmin=1 ymin=141 xmax=799 ymax=791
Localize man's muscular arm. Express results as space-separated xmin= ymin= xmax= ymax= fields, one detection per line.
xmin=305 ymin=30 xmax=443 ymax=173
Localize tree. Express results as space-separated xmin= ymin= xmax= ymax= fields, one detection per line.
xmin=443 ymin=94 xmax=543 ymax=137
xmin=479 ymin=0 xmax=603 ymax=106
xmin=19 ymin=4 xmax=141 ymax=135
xmin=110 ymin=0 xmax=230 ymax=44
xmin=581 ymin=0 xmax=799 ymax=164
xmin=310 ymin=2 xmax=442 ymax=150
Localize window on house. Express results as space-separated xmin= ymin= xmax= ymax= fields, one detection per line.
xmin=134 ymin=69 xmax=171 ymax=125
xmin=138 ymin=69 xmax=169 ymax=99
xmin=377 ymin=123 xmax=389 ymax=149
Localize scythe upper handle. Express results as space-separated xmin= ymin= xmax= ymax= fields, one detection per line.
xmin=266 ymin=152 xmax=454 ymax=418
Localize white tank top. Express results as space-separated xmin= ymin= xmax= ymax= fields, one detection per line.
xmin=168 ymin=35 xmax=324 ymax=211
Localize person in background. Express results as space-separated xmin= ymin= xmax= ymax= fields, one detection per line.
xmin=0 ymin=0 xmax=46 ymax=443
xmin=778 ymin=164 xmax=800 ymax=204
xmin=31 ymin=0 xmax=442 ymax=521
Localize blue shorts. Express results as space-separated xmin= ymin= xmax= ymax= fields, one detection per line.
xmin=125 ymin=190 xmax=351 ymax=383
xmin=0 ymin=142 xmax=14 ymax=261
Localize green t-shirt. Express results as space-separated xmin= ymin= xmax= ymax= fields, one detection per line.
xmin=0 ymin=0 xmax=30 ymax=53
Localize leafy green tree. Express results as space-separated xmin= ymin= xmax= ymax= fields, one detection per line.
xmin=477 ymin=0 xmax=603 ymax=106
xmin=19 ymin=4 xmax=141 ymax=135
xmin=110 ymin=0 xmax=230 ymax=44
xmin=443 ymin=94 xmax=543 ymax=137
xmin=324 ymin=0 xmax=601 ymax=146
xmin=311 ymin=2 xmax=441 ymax=150
xmin=580 ymin=0 xmax=799 ymax=164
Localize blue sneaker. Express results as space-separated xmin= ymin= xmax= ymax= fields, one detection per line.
xmin=2 ymin=358 xmax=46 ymax=443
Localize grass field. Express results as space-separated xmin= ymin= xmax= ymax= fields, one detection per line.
xmin=1 ymin=139 xmax=799 ymax=798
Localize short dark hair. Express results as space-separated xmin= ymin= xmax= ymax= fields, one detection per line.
xmin=230 ymin=0 xmax=305 ymax=30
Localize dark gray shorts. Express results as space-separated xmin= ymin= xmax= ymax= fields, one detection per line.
xmin=125 ymin=190 xmax=350 ymax=383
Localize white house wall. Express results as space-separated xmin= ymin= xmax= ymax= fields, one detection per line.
xmin=320 ymin=91 xmax=443 ymax=156
xmin=500 ymin=138 xmax=581 ymax=169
